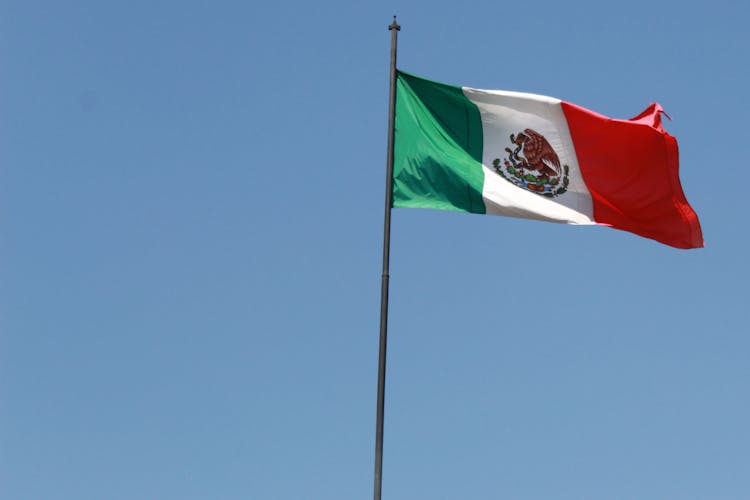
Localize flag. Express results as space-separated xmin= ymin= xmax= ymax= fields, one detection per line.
xmin=393 ymin=70 xmax=703 ymax=249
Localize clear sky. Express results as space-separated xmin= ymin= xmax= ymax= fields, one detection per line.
xmin=1 ymin=1 xmax=748 ymax=499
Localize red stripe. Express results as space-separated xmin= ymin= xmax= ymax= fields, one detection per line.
xmin=561 ymin=101 xmax=703 ymax=249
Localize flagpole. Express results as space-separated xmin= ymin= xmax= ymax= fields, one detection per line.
xmin=374 ymin=15 xmax=400 ymax=500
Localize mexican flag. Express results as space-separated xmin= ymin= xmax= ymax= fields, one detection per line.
xmin=393 ymin=70 xmax=703 ymax=249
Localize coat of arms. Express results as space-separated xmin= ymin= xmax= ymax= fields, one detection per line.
xmin=492 ymin=129 xmax=569 ymax=198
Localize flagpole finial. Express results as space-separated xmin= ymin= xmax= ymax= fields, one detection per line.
xmin=389 ymin=15 xmax=400 ymax=31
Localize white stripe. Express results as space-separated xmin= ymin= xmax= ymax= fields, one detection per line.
xmin=462 ymin=87 xmax=595 ymax=225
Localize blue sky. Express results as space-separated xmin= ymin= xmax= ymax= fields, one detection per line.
xmin=1 ymin=1 xmax=748 ymax=499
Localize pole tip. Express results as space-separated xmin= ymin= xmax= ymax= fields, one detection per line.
xmin=388 ymin=15 xmax=400 ymax=31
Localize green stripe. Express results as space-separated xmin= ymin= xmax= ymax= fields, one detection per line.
xmin=392 ymin=71 xmax=485 ymax=214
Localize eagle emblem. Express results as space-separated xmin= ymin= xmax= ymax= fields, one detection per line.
xmin=492 ymin=129 xmax=569 ymax=197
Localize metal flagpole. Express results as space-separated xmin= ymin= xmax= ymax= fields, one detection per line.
xmin=374 ymin=15 xmax=400 ymax=500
